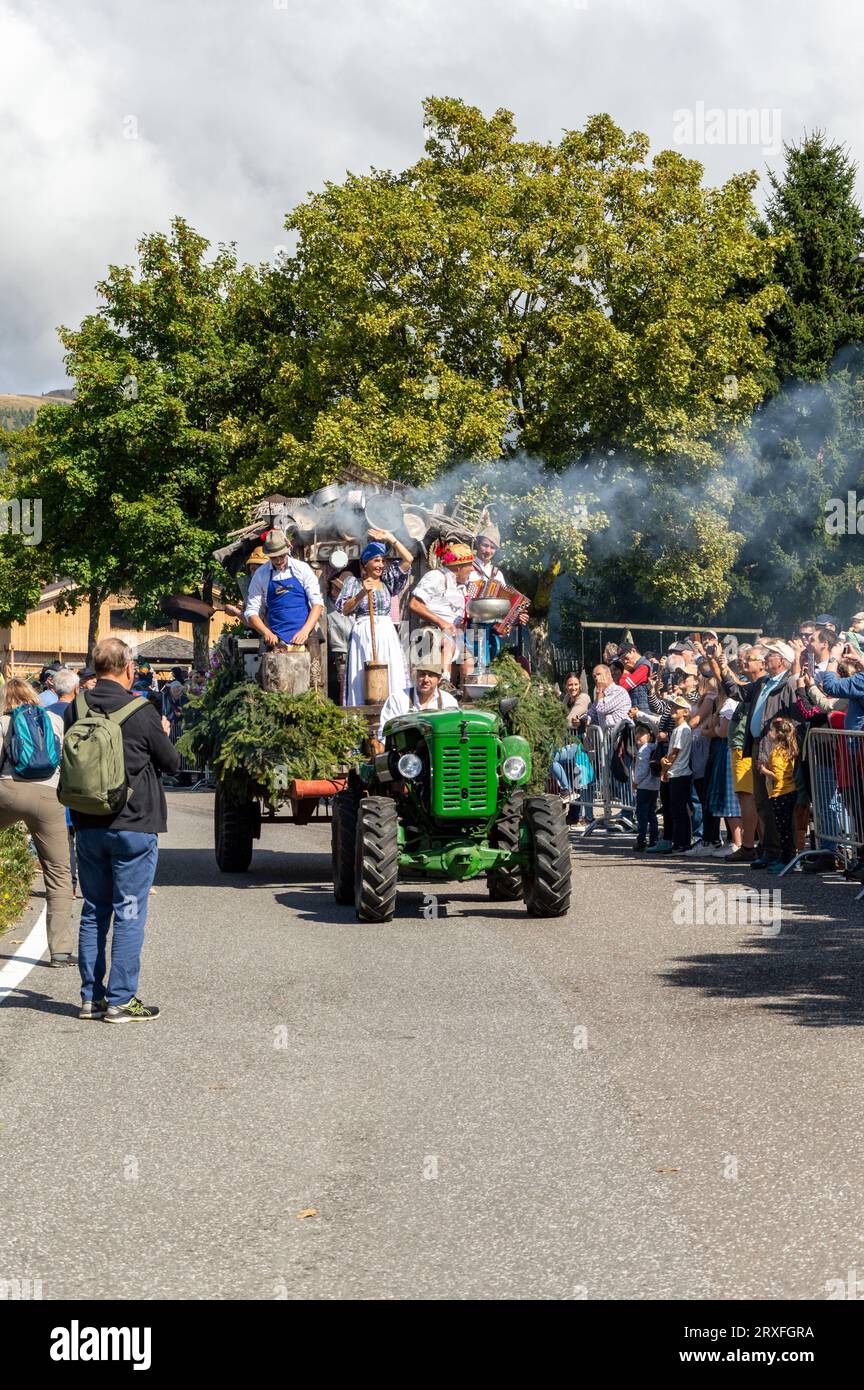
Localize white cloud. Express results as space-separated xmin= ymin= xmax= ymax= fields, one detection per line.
xmin=3 ymin=0 xmax=864 ymax=389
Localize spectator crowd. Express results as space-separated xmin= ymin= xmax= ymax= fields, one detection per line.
xmin=553 ymin=613 xmax=864 ymax=878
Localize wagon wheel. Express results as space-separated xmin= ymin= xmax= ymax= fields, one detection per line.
xmin=214 ymin=787 xmax=256 ymax=873
xmin=332 ymin=788 xmax=361 ymax=904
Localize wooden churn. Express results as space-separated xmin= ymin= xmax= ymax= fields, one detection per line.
xmin=364 ymin=593 xmax=389 ymax=705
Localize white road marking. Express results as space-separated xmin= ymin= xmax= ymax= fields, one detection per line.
xmin=0 ymin=905 xmax=48 ymax=1003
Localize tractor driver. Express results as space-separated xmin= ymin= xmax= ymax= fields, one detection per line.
xmin=243 ymin=529 xmax=324 ymax=683
xmin=377 ymin=657 xmax=460 ymax=739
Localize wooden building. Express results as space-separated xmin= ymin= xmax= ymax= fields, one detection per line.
xmin=0 ymin=581 xmax=229 ymax=678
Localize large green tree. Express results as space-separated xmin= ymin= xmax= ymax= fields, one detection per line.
xmin=726 ymin=357 xmax=864 ymax=633
xmin=759 ymin=132 xmax=864 ymax=385
xmin=226 ymin=97 xmax=783 ymax=616
xmin=5 ymin=219 xmax=250 ymax=663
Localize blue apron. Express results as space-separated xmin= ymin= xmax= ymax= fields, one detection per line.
xmin=267 ymin=567 xmax=311 ymax=642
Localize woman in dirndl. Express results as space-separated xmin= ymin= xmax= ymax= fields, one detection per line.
xmin=338 ymin=528 xmax=413 ymax=706
xmin=707 ymin=695 xmax=742 ymax=853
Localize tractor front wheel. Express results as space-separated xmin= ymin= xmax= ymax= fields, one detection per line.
xmin=487 ymin=792 xmax=524 ymax=900
xmin=522 ymin=795 xmax=571 ymax=917
xmin=354 ymin=796 xmax=399 ymax=922
xmin=332 ymin=789 xmax=360 ymax=904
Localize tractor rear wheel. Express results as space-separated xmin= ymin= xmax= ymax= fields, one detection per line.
xmin=487 ymin=792 xmax=524 ymax=900
xmin=522 ymin=794 xmax=571 ymax=917
xmin=354 ymin=796 xmax=399 ymax=922
xmin=332 ymin=789 xmax=360 ymax=904
xmin=214 ymin=788 xmax=256 ymax=873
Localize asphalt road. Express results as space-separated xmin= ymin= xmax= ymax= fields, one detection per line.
xmin=1 ymin=793 xmax=863 ymax=1301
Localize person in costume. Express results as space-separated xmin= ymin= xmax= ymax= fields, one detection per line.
xmin=337 ymin=528 xmax=413 ymax=707
xmin=469 ymin=518 xmax=507 ymax=588
xmin=409 ymin=541 xmax=476 ymax=687
xmin=243 ymin=530 xmax=324 ymax=685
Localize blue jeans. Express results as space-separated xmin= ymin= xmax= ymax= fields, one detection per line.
xmin=76 ymin=829 xmax=159 ymax=1006
xmin=689 ymin=780 xmax=704 ymax=840
xmin=551 ymin=743 xmax=581 ymax=791
xmin=551 ymin=744 xmax=595 ymax=819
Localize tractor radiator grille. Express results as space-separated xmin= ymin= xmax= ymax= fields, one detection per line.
xmin=436 ymin=740 xmax=495 ymax=816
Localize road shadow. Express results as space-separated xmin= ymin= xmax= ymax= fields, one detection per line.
xmin=661 ymin=907 xmax=864 ymax=1028
xmin=0 ymin=988 xmax=80 ymax=1018
xmin=572 ymin=836 xmax=864 ymax=1027
xmin=273 ymin=886 xmax=529 ymax=927
xmin=155 ymin=847 xmax=333 ymax=888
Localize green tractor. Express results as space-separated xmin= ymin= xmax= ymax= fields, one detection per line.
xmin=331 ymin=701 xmax=572 ymax=922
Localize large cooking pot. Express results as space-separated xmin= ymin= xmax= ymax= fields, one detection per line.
xmin=402 ymin=509 xmax=428 ymax=541
xmin=337 ymin=506 xmax=368 ymax=542
xmin=310 ymin=484 xmax=342 ymax=508
xmin=284 ymin=503 xmax=321 ymax=541
xmin=467 ymin=598 xmax=512 ymax=623
xmin=160 ymin=593 xmax=218 ymax=622
xmin=364 ymin=493 xmax=404 ymax=533
xmin=401 ymin=509 xmax=428 ymax=558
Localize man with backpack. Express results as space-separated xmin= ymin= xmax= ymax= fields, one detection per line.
xmin=61 ymin=638 xmax=180 ymax=1023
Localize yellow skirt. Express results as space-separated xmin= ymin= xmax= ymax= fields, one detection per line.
xmin=731 ymin=748 xmax=753 ymax=795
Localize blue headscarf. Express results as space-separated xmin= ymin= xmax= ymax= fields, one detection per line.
xmin=361 ymin=541 xmax=387 ymax=565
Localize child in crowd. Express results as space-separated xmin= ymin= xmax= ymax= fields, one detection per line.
xmin=660 ymin=696 xmax=694 ymax=852
xmin=759 ymin=717 xmax=799 ymax=872
xmin=632 ymin=723 xmax=660 ymax=850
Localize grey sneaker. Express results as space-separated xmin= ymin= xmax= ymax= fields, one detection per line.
xmin=78 ymin=999 xmax=108 ymax=1020
xmin=103 ymin=996 xmax=160 ymax=1023
xmin=50 ymin=953 xmax=76 ymax=968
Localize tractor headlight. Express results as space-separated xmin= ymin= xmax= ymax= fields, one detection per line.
xmin=397 ymin=752 xmax=423 ymax=780
xmin=502 ymin=755 xmax=527 ymax=781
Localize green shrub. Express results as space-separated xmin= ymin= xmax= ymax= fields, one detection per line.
xmin=178 ymin=654 xmax=367 ymax=809
xmin=474 ymin=654 xmax=567 ymax=792
xmin=0 ymin=826 xmax=36 ymax=934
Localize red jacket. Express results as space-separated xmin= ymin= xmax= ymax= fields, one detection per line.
xmin=619 ymin=660 xmax=651 ymax=710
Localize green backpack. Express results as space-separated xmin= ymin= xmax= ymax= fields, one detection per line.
xmin=58 ymin=693 xmax=149 ymax=816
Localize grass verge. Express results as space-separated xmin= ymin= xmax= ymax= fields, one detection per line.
xmin=0 ymin=826 xmax=36 ymax=935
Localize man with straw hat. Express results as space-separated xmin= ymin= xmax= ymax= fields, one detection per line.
xmin=409 ymin=541 xmax=475 ymax=688
xmin=468 ymin=516 xmax=530 ymax=666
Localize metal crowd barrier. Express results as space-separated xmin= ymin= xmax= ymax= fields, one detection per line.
xmin=546 ymin=720 xmax=637 ymax=835
xmin=163 ymin=707 xmax=209 ymax=792
xmin=783 ymin=726 xmax=864 ymax=897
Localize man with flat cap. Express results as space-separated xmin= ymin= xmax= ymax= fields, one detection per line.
xmin=243 ymin=529 xmax=324 ymax=685
xmin=377 ymin=657 xmax=460 ymax=738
